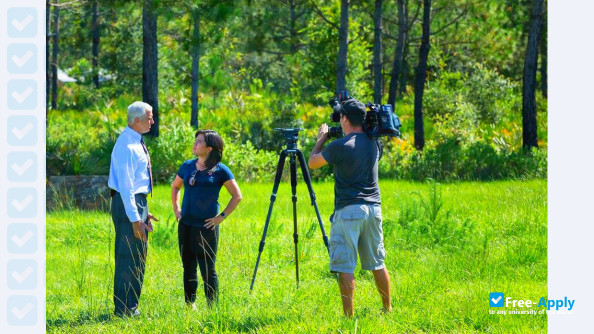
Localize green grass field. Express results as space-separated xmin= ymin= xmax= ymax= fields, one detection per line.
xmin=47 ymin=180 xmax=547 ymax=333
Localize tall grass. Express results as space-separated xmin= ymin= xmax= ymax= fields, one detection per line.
xmin=47 ymin=180 xmax=547 ymax=333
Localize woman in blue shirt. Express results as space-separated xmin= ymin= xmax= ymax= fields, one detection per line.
xmin=171 ymin=130 xmax=242 ymax=307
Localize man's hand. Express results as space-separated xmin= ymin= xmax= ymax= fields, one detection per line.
xmin=317 ymin=123 xmax=329 ymax=142
xmin=147 ymin=212 xmax=159 ymax=232
xmin=174 ymin=209 xmax=182 ymax=222
xmin=132 ymin=221 xmax=148 ymax=242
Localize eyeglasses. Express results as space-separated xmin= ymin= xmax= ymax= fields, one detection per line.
xmin=189 ymin=170 xmax=198 ymax=186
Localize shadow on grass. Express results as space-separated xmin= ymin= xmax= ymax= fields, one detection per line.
xmin=47 ymin=312 xmax=113 ymax=329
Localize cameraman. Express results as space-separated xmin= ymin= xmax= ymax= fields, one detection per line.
xmin=308 ymin=99 xmax=392 ymax=317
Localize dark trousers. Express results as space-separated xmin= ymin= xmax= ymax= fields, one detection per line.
xmin=111 ymin=192 xmax=148 ymax=315
xmin=178 ymin=222 xmax=219 ymax=305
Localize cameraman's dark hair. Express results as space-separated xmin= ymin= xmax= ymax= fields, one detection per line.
xmin=195 ymin=130 xmax=224 ymax=171
xmin=343 ymin=112 xmax=364 ymax=127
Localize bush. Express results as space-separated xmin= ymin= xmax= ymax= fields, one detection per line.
xmin=224 ymin=139 xmax=279 ymax=182
xmin=46 ymin=84 xmax=547 ymax=183
xmin=424 ymin=62 xmax=518 ymax=125
xmin=384 ymin=181 xmax=478 ymax=251
xmin=144 ymin=123 xmax=195 ymax=184
xmin=377 ymin=134 xmax=547 ymax=182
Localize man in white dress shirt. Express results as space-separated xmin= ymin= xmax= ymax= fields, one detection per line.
xmin=108 ymin=101 xmax=158 ymax=317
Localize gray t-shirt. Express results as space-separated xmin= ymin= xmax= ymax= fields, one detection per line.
xmin=321 ymin=132 xmax=381 ymax=210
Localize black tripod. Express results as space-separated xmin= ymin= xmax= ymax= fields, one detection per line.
xmin=250 ymin=128 xmax=329 ymax=291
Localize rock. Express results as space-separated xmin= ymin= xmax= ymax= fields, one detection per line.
xmin=47 ymin=175 xmax=110 ymax=211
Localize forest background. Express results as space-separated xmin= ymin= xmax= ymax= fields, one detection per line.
xmin=45 ymin=0 xmax=547 ymax=183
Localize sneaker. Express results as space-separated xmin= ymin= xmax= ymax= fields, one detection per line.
xmin=114 ymin=308 xmax=141 ymax=318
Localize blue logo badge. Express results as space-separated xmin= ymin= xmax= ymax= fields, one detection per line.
xmin=490 ymin=292 xmax=504 ymax=307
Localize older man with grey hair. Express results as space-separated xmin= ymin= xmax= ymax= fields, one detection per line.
xmin=108 ymin=101 xmax=159 ymax=317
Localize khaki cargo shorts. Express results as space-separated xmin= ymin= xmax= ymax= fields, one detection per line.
xmin=329 ymin=204 xmax=386 ymax=273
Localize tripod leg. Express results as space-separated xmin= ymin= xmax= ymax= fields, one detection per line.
xmin=250 ymin=150 xmax=288 ymax=292
xmin=290 ymin=154 xmax=299 ymax=287
xmin=296 ymin=150 xmax=330 ymax=251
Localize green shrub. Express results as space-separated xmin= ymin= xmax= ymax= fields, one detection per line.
xmin=425 ymin=62 xmax=518 ymax=125
xmin=46 ymin=83 xmax=547 ymax=183
xmin=375 ymin=133 xmax=547 ymax=182
xmin=388 ymin=181 xmax=478 ymax=251
xmin=224 ymin=139 xmax=279 ymax=183
xmin=144 ymin=123 xmax=195 ymax=184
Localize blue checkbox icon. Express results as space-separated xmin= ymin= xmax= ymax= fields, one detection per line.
xmin=7 ymin=188 xmax=37 ymax=218
xmin=8 ymin=7 xmax=38 ymax=38
xmin=7 ymin=116 xmax=38 ymax=146
xmin=8 ymin=80 xmax=37 ymax=110
xmin=8 ymin=44 xmax=37 ymax=74
xmin=7 ymin=295 xmax=37 ymax=326
xmin=7 ymin=224 xmax=38 ymax=254
xmin=8 ymin=152 xmax=37 ymax=182
xmin=8 ymin=260 xmax=37 ymax=290
xmin=489 ymin=292 xmax=504 ymax=307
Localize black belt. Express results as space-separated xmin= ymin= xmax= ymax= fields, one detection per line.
xmin=110 ymin=189 xmax=148 ymax=198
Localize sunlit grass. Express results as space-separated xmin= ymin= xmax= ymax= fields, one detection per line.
xmin=47 ymin=180 xmax=546 ymax=333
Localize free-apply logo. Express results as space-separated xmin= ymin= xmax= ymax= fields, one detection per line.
xmin=489 ymin=292 xmax=575 ymax=311
xmin=489 ymin=292 xmax=504 ymax=307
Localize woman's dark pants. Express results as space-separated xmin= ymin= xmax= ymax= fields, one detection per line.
xmin=178 ymin=223 xmax=219 ymax=305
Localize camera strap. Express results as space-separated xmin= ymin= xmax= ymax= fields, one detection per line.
xmin=376 ymin=138 xmax=384 ymax=161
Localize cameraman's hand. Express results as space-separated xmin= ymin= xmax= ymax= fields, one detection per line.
xmin=317 ymin=123 xmax=329 ymax=142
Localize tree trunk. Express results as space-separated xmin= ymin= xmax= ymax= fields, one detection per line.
xmin=387 ymin=0 xmax=407 ymax=108
xmin=413 ymin=0 xmax=431 ymax=150
xmin=336 ymin=0 xmax=349 ymax=94
xmin=143 ymin=0 xmax=159 ymax=137
xmin=540 ymin=13 xmax=547 ymax=99
xmin=46 ymin=0 xmax=51 ymax=115
xmin=399 ymin=55 xmax=408 ymax=96
xmin=373 ymin=0 xmax=383 ymax=104
xmin=522 ymin=0 xmax=544 ymax=150
xmin=108 ymin=6 xmax=117 ymax=100
xmin=91 ymin=0 xmax=100 ymax=88
xmin=290 ymin=0 xmax=297 ymax=54
xmin=190 ymin=8 xmax=200 ymax=129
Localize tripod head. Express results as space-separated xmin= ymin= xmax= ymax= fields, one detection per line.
xmin=274 ymin=128 xmax=303 ymax=150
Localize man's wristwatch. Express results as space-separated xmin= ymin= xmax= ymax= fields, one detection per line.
xmin=220 ymin=212 xmax=226 ymax=219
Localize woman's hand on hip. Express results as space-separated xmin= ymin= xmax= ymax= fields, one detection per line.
xmin=204 ymin=215 xmax=224 ymax=230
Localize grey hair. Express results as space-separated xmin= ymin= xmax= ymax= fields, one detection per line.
xmin=127 ymin=101 xmax=152 ymax=125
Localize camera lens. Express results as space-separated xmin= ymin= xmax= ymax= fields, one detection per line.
xmin=328 ymin=126 xmax=343 ymax=138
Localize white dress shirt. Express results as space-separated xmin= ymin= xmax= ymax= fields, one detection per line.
xmin=108 ymin=126 xmax=151 ymax=222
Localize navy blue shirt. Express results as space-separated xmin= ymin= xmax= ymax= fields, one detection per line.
xmin=177 ymin=159 xmax=234 ymax=227
xmin=321 ymin=133 xmax=381 ymax=210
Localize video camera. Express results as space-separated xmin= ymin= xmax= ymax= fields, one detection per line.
xmin=327 ymin=90 xmax=402 ymax=139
